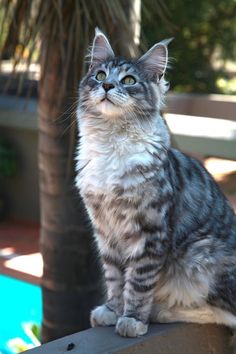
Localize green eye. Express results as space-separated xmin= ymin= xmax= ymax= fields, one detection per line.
xmin=96 ymin=71 xmax=106 ymax=81
xmin=122 ymin=75 xmax=136 ymax=85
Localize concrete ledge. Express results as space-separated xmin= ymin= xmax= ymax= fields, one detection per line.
xmin=166 ymin=93 xmax=236 ymax=121
xmin=26 ymin=323 xmax=232 ymax=354
xmin=166 ymin=113 xmax=236 ymax=160
xmin=0 ymin=95 xmax=38 ymax=130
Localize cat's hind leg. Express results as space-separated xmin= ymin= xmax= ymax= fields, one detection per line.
xmin=150 ymin=303 xmax=216 ymax=324
xmin=151 ymin=303 xmax=236 ymax=353
xmin=207 ymin=270 xmax=236 ymax=353
xmin=150 ymin=302 xmax=236 ymax=327
xmin=207 ymin=269 xmax=236 ymax=328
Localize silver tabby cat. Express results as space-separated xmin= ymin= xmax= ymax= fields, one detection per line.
xmin=76 ymin=28 xmax=236 ymax=338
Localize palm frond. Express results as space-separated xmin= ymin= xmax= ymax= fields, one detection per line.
xmin=0 ymin=0 xmax=173 ymax=97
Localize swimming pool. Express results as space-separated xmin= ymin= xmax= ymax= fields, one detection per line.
xmin=0 ymin=275 xmax=42 ymax=354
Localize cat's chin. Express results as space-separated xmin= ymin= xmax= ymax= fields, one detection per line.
xmin=98 ymin=99 xmax=121 ymax=117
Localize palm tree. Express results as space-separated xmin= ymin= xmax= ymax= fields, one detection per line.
xmin=0 ymin=0 xmax=170 ymax=342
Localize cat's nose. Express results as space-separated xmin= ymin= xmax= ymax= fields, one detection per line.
xmin=102 ymin=82 xmax=115 ymax=92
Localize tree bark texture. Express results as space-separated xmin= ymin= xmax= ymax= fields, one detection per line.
xmin=38 ymin=29 xmax=102 ymax=343
xmin=38 ymin=0 xmax=140 ymax=343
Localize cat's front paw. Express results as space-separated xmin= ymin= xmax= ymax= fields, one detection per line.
xmin=90 ymin=305 xmax=117 ymax=327
xmin=115 ymin=316 xmax=148 ymax=337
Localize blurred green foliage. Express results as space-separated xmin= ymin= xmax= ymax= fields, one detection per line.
xmin=142 ymin=0 xmax=236 ymax=93
xmin=7 ymin=322 xmax=41 ymax=353
xmin=0 ymin=138 xmax=17 ymax=177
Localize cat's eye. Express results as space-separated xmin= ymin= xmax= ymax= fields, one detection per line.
xmin=96 ymin=71 xmax=106 ymax=81
xmin=122 ymin=75 xmax=136 ymax=85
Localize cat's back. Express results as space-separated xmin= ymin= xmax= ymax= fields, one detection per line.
xmin=167 ymin=148 xmax=236 ymax=250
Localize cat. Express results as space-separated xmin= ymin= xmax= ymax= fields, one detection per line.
xmin=76 ymin=28 xmax=236 ymax=339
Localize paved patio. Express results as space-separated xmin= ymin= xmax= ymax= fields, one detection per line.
xmin=0 ymin=219 xmax=41 ymax=284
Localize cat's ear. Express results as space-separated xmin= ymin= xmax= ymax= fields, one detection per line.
xmin=90 ymin=28 xmax=114 ymax=68
xmin=138 ymin=38 xmax=173 ymax=80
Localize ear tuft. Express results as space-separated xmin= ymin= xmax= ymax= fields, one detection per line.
xmin=90 ymin=28 xmax=114 ymax=67
xmin=160 ymin=37 xmax=174 ymax=46
xmin=138 ymin=38 xmax=173 ymax=79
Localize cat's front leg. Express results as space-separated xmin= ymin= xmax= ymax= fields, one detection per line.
xmin=91 ymin=251 xmax=124 ymax=327
xmin=116 ymin=259 xmax=160 ymax=337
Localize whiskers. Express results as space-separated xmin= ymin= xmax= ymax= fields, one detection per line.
xmin=57 ymin=96 xmax=95 ymax=137
xmin=42 ymin=93 xmax=79 ymax=138
xmin=120 ymin=104 xmax=168 ymax=151
xmin=58 ymin=101 xmax=78 ymax=137
xmin=124 ymin=104 xmax=154 ymax=131
xmin=55 ymin=96 xmax=79 ymax=123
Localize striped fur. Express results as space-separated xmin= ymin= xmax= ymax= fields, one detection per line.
xmin=76 ymin=30 xmax=236 ymax=338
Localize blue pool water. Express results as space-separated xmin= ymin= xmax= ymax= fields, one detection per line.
xmin=0 ymin=275 xmax=42 ymax=354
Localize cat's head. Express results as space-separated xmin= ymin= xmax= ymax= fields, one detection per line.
xmin=79 ymin=28 xmax=172 ymax=120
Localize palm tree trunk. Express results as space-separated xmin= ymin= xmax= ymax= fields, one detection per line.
xmin=38 ymin=0 xmax=140 ymax=343
xmin=38 ymin=32 xmax=102 ymax=343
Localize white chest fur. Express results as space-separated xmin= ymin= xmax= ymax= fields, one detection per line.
xmin=75 ymin=116 xmax=163 ymax=260
xmin=76 ymin=117 xmax=160 ymax=195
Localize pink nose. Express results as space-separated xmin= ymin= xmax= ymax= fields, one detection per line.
xmin=102 ymin=82 xmax=115 ymax=92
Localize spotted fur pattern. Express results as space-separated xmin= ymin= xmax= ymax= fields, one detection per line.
xmin=76 ymin=29 xmax=236 ymax=338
